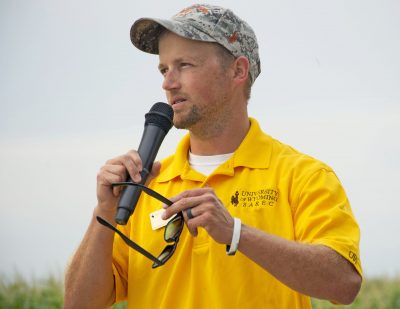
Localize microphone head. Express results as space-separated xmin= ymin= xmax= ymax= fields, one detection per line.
xmin=145 ymin=102 xmax=174 ymax=133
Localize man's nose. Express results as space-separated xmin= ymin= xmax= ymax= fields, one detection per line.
xmin=162 ymin=70 xmax=180 ymax=91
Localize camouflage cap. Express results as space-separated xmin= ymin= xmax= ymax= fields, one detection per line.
xmin=130 ymin=4 xmax=261 ymax=85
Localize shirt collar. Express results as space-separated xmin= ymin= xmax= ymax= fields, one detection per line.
xmin=156 ymin=118 xmax=272 ymax=183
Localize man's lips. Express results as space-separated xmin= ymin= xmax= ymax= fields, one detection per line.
xmin=172 ymin=98 xmax=187 ymax=105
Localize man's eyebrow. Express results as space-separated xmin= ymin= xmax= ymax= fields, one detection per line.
xmin=158 ymin=56 xmax=202 ymax=70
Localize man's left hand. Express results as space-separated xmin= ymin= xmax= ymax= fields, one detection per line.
xmin=162 ymin=187 xmax=234 ymax=244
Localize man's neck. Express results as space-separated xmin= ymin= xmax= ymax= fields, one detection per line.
xmin=189 ymin=116 xmax=250 ymax=155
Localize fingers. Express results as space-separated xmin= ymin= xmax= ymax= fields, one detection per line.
xmin=96 ymin=150 xmax=162 ymax=219
xmin=98 ymin=167 xmax=124 ymax=195
xmin=162 ymin=188 xmax=234 ymax=243
xmin=163 ymin=187 xmax=215 ymax=216
xmin=162 ymin=189 xmax=212 ymax=237
xmin=182 ymin=207 xmax=200 ymax=236
xmin=96 ymin=150 xmax=143 ymax=210
xmin=96 ymin=164 xmax=126 ymax=207
xmin=106 ymin=150 xmax=143 ymax=182
xmin=167 ymin=187 xmax=214 ymax=204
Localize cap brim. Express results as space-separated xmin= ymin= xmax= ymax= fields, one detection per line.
xmin=130 ymin=17 xmax=217 ymax=54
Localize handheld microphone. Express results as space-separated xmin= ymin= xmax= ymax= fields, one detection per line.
xmin=115 ymin=102 xmax=174 ymax=225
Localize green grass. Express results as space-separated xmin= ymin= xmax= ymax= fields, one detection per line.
xmin=0 ymin=273 xmax=63 ymax=309
xmin=312 ymin=276 xmax=400 ymax=309
xmin=0 ymin=274 xmax=399 ymax=308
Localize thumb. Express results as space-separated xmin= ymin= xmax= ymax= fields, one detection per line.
xmin=147 ymin=161 xmax=161 ymax=184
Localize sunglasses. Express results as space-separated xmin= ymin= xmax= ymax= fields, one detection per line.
xmin=96 ymin=182 xmax=184 ymax=268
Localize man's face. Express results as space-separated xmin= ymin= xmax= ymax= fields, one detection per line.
xmin=158 ymin=31 xmax=235 ymax=137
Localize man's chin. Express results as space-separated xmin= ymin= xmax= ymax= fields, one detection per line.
xmin=173 ymin=122 xmax=190 ymax=130
xmin=172 ymin=108 xmax=200 ymax=130
xmin=173 ymin=117 xmax=196 ymax=130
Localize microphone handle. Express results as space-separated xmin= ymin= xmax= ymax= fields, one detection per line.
xmin=115 ymin=124 xmax=168 ymax=225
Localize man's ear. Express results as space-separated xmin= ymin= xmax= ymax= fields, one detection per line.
xmin=232 ymin=56 xmax=250 ymax=85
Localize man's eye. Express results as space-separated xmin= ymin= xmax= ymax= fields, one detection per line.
xmin=159 ymin=68 xmax=167 ymax=75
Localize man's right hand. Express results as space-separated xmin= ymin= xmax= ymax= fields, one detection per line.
xmin=95 ymin=150 xmax=161 ymax=217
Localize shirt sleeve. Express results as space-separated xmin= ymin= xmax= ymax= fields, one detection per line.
xmin=111 ymin=223 xmax=130 ymax=303
xmin=292 ymin=168 xmax=362 ymax=275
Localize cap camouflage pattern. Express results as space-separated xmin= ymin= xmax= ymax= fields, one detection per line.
xmin=130 ymin=4 xmax=261 ymax=85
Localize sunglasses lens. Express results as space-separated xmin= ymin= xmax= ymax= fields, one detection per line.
xmin=152 ymin=244 xmax=176 ymax=268
xmin=165 ymin=215 xmax=183 ymax=242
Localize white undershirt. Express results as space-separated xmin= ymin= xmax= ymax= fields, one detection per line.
xmin=188 ymin=151 xmax=234 ymax=176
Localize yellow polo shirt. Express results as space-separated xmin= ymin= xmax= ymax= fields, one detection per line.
xmin=112 ymin=118 xmax=362 ymax=308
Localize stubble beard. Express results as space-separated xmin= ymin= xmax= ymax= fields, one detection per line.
xmin=173 ymin=104 xmax=201 ymax=131
xmin=173 ymin=97 xmax=231 ymax=140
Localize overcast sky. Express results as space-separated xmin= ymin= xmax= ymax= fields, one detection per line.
xmin=0 ymin=0 xmax=399 ymax=279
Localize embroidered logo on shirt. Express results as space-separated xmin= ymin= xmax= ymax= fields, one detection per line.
xmin=349 ymin=250 xmax=360 ymax=266
xmin=230 ymin=189 xmax=279 ymax=208
xmin=231 ymin=191 xmax=239 ymax=206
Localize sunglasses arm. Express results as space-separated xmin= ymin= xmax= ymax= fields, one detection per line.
xmin=96 ymin=216 xmax=163 ymax=267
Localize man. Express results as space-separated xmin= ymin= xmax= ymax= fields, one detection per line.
xmin=65 ymin=4 xmax=362 ymax=308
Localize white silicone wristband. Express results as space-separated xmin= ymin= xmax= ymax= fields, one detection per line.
xmin=226 ymin=217 xmax=241 ymax=256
